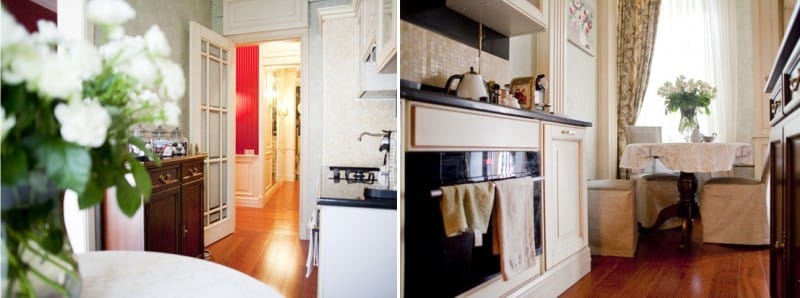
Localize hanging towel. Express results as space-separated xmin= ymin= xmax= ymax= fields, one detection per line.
xmin=492 ymin=177 xmax=536 ymax=281
xmin=439 ymin=182 xmax=495 ymax=238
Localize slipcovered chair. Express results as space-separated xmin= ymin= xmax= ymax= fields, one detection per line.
xmin=624 ymin=126 xmax=680 ymax=230
xmin=587 ymin=179 xmax=638 ymax=257
xmin=700 ymin=155 xmax=770 ymax=245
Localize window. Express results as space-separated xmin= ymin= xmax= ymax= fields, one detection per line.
xmin=635 ymin=0 xmax=737 ymax=142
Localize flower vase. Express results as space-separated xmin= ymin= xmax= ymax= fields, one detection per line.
xmin=690 ymin=126 xmax=703 ymax=143
xmin=1 ymin=184 xmax=82 ymax=298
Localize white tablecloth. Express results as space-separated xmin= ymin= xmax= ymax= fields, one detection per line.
xmin=619 ymin=142 xmax=753 ymax=173
xmin=77 ymin=251 xmax=283 ymax=298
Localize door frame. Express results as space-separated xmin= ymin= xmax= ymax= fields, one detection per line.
xmin=227 ymin=29 xmax=310 ymax=240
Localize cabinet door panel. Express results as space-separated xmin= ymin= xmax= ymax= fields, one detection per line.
xmin=786 ymin=115 xmax=800 ymax=297
xmin=146 ymin=187 xmax=181 ymax=254
xmin=770 ymin=130 xmax=785 ymax=298
xmin=543 ymin=124 xmax=587 ymax=270
xmin=182 ymin=180 xmax=205 ymax=257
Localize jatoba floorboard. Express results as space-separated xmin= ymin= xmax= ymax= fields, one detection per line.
xmin=560 ymin=220 xmax=769 ymax=298
xmin=206 ymin=182 xmax=316 ymax=298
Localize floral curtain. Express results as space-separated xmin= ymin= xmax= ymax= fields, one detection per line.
xmin=616 ymin=0 xmax=662 ymax=179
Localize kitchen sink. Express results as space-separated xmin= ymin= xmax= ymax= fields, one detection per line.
xmin=364 ymin=187 xmax=396 ymax=200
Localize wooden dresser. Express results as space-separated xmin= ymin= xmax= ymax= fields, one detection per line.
xmin=765 ymin=4 xmax=800 ymax=297
xmin=104 ymin=154 xmax=207 ymax=258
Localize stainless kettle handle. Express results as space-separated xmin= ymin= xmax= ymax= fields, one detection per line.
xmin=443 ymin=74 xmax=463 ymax=95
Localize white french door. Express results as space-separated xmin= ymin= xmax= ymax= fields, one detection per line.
xmin=189 ymin=22 xmax=236 ymax=246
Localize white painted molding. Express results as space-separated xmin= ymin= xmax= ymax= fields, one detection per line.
xmin=596 ymin=0 xmax=619 ymax=179
xmin=222 ymin=0 xmax=308 ymax=35
xmin=549 ymin=0 xmax=567 ymax=115
xmin=235 ymin=155 xmax=265 ymax=208
xmin=316 ymin=2 xmax=358 ymax=32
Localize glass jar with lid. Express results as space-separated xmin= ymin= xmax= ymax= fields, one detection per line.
xmin=170 ymin=127 xmax=185 ymax=155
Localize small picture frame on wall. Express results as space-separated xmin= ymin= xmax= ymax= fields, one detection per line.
xmin=510 ymin=77 xmax=533 ymax=110
xmin=567 ymin=0 xmax=596 ymax=56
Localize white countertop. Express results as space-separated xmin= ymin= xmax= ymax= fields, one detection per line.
xmin=77 ymin=251 xmax=283 ymax=298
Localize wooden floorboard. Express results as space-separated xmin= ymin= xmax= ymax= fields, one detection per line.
xmin=560 ymin=220 xmax=769 ymax=298
xmin=206 ymin=182 xmax=316 ymax=298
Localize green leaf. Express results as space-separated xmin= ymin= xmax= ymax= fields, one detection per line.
xmin=127 ymin=155 xmax=152 ymax=202
xmin=1 ymin=147 xmax=29 ymax=185
xmin=33 ymin=139 xmax=91 ymax=194
xmin=78 ymin=180 xmax=105 ymax=209
xmin=115 ymin=175 xmax=142 ymax=217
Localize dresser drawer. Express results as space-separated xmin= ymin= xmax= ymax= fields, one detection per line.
xmin=149 ymin=165 xmax=181 ymax=192
xmin=784 ymin=50 xmax=800 ymax=116
xmin=181 ymin=160 xmax=205 ymax=182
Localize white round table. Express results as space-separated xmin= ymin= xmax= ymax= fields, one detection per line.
xmin=77 ymin=251 xmax=283 ymax=298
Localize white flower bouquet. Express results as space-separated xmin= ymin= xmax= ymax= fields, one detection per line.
xmin=657 ymin=75 xmax=717 ymax=135
xmin=1 ymin=0 xmax=184 ymax=296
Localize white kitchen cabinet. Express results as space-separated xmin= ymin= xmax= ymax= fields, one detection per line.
xmin=317 ymin=205 xmax=397 ymax=298
xmin=446 ymin=0 xmax=547 ymax=36
xmin=543 ymin=123 xmax=588 ymax=269
xmin=354 ymin=0 xmax=396 ymax=99
xmin=357 ymin=0 xmax=377 ymax=62
xmin=375 ymin=0 xmax=397 ymax=73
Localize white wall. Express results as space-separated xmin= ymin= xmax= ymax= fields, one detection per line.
xmin=321 ymin=13 xmax=396 ymax=167
xmin=564 ymin=0 xmax=598 ymax=180
xmin=735 ymin=0 xmax=755 ymax=143
xmin=118 ymin=0 xmax=213 ymax=133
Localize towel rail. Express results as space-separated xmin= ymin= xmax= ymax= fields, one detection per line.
xmin=430 ymin=176 xmax=545 ymax=198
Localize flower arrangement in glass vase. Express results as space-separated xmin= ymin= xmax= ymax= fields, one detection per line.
xmin=1 ymin=0 xmax=184 ymax=296
xmin=657 ymin=75 xmax=717 ymax=142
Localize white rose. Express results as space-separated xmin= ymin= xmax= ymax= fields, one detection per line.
xmin=144 ymin=25 xmax=170 ymax=58
xmin=87 ymin=0 xmax=135 ymax=27
xmin=2 ymin=41 xmax=45 ymax=85
xmin=1 ymin=106 xmax=15 ymax=141
xmin=161 ymin=101 xmax=181 ymax=127
xmin=32 ymin=20 xmax=61 ymax=45
xmin=1 ymin=8 xmax=28 ymax=48
xmin=65 ymin=40 xmax=102 ymax=80
xmin=120 ymin=54 xmax=157 ymax=88
xmin=129 ymin=88 xmax=160 ymax=109
xmin=157 ymin=60 xmax=185 ymax=101
xmin=37 ymin=53 xmax=83 ymax=99
xmin=107 ymin=25 xmax=125 ymax=40
xmin=54 ymin=99 xmax=111 ymax=148
xmin=99 ymin=35 xmax=144 ymax=64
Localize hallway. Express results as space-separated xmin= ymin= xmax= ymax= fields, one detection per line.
xmin=207 ymin=182 xmax=316 ymax=298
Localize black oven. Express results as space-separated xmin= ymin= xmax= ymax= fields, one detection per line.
xmin=404 ymin=151 xmax=543 ymax=297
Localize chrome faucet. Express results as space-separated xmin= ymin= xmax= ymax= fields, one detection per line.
xmin=357 ymin=132 xmax=385 ymax=141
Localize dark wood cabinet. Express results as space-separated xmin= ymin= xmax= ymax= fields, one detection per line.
xmin=104 ymin=154 xmax=207 ymax=258
xmin=766 ymin=4 xmax=800 ymax=297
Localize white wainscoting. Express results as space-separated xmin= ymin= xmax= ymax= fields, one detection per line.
xmin=223 ymin=0 xmax=308 ymax=35
xmin=235 ymin=155 xmax=264 ymax=208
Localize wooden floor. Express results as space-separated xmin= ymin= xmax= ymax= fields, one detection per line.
xmin=206 ymin=182 xmax=316 ymax=298
xmin=560 ymin=220 xmax=770 ymax=298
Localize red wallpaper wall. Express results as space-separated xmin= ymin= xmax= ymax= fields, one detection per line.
xmin=235 ymin=45 xmax=259 ymax=155
xmin=2 ymin=0 xmax=57 ymax=33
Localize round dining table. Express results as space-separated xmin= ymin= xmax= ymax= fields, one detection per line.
xmin=77 ymin=251 xmax=283 ymax=298
xmin=619 ymin=142 xmax=753 ymax=248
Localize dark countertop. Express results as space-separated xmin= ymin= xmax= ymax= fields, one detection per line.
xmin=316 ymin=166 xmax=397 ymax=210
xmin=401 ymin=85 xmax=593 ymax=127
xmin=317 ymin=197 xmax=397 ymax=210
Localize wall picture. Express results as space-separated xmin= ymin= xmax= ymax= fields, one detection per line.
xmin=567 ymin=0 xmax=595 ymax=56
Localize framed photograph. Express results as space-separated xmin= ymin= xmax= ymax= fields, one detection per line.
xmin=567 ymin=0 xmax=595 ymax=56
xmin=510 ymin=77 xmax=533 ymax=110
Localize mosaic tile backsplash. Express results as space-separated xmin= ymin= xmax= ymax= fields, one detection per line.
xmin=400 ymin=21 xmax=511 ymax=89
